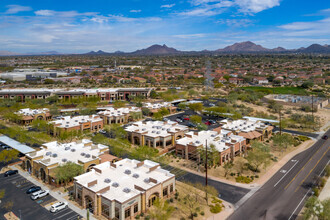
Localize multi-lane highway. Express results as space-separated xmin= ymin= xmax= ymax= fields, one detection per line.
xmin=229 ymin=129 xmax=330 ymax=220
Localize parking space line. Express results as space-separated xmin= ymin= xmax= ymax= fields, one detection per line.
xmin=40 ymin=197 xmax=57 ymax=206
xmin=66 ymin=215 xmax=80 ymax=220
xmin=52 ymin=208 xmax=70 ymax=215
xmin=53 ymin=210 xmax=74 ymax=219
xmin=20 ymin=185 xmax=34 ymax=191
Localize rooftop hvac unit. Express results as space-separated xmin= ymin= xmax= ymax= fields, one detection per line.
xmin=52 ymin=153 xmax=58 ymax=158
xmin=62 ymin=158 xmax=67 ymax=162
xmin=46 ymin=152 xmax=52 ymax=156
xmin=81 ymin=152 xmax=86 ymax=156
xmin=85 ymin=154 xmax=91 ymax=158
xmin=112 ymin=182 xmax=119 ymax=187
xmin=104 ymin=178 xmax=111 ymax=183
xmin=65 ymin=147 xmax=70 ymax=151
xmin=144 ymin=178 xmax=150 ymax=183
xmin=133 ymin=173 xmax=139 ymax=178
xmin=71 ymin=149 xmax=76 ymax=152
xmin=124 ymin=169 xmax=131 ymax=174
xmin=123 ymin=188 xmax=131 ymax=193
xmin=156 ymin=131 xmax=161 ymax=134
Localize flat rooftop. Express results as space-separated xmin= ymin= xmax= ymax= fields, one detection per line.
xmin=143 ymin=102 xmax=172 ymax=109
xmin=98 ymin=107 xmax=141 ymax=117
xmin=0 ymin=135 xmax=35 ymax=154
xmin=220 ymin=119 xmax=268 ymax=133
xmin=125 ymin=120 xmax=188 ymax=138
xmin=74 ymin=159 xmax=174 ymax=203
xmin=176 ymin=130 xmax=245 ymax=153
xmin=27 ymin=139 xmax=108 ymax=166
xmin=16 ymin=108 xmax=49 ymax=116
xmin=51 ymin=115 xmax=102 ymax=128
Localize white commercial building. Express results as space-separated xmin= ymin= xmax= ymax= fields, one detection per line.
xmin=125 ymin=120 xmax=188 ymax=148
xmin=74 ymin=159 xmax=175 ymax=219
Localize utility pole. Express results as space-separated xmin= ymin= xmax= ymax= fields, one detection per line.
xmin=311 ymin=94 xmax=314 ymax=130
xmin=205 ymin=140 xmax=208 ymax=203
xmin=279 ymin=109 xmax=282 ymax=135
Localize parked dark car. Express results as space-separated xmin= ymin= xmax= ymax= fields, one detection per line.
xmin=4 ymin=170 xmax=18 ymax=177
xmin=26 ymin=186 xmax=41 ymax=194
xmin=322 ymin=135 xmax=328 ymax=140
xmin=187 ymin=122 xmax=197 ymax=128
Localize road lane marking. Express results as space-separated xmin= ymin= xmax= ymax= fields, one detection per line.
xmin=294 ymin=147 xmax=330 ymax=192
xmin=288 ymin=188 xmax=311 ymax=220
xmin=67 ymin=215 xmax=80 ymax=220
xmin=274 ymin=160 xmax=299 ymax=187
xmin=318 ymin=160 xmax=330 ymax=176
xmin=284 ymin=143 xmax=324 ymax=190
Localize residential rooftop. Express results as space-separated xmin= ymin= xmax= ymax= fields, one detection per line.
xmin=74 ymin=159 xmax=174 ymax=203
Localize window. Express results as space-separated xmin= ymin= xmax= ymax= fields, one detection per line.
xmin=170 ymin=184 xmax=173 ymax=193
xmin=163 ymin=187 xmax=168 ymax=197
xmin=101 ymin=204 xmax=109 ymax=217
xmin=134 ymin=204 xmax=138 ymax=213
xmin=115 ymin=208 xmax=120 ymax=219
xmin=125 ymin=208 xmax=131 ymax=218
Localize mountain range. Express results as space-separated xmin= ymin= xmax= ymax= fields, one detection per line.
xmin=1 ymin=41 xmax=330 ymax=56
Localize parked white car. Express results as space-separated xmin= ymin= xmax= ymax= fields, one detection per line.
xmin=31 ymin=190 xmax=49 ymax=200
xmin=50 ymin=201 xmax=68 ymax=213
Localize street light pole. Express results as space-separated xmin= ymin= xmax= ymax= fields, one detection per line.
xmin=205 ymin=140 xmax=208 ymax=203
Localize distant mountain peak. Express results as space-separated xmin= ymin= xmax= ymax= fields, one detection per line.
xmin=132 ymin=44 xmax=180 ymax=55
xmin=217 ymin=41 xmax=269 ymax=52
xmin=85 ymin=50 xmax=108 ymax=55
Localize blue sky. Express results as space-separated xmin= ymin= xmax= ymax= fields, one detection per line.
xmin=1 ymin=0 xmax=330 ymax=53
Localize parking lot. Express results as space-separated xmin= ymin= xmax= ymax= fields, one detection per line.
xmin=0 ymin=173 xmax=81 ymax=220
xmin=164 ymin=109 xmax=225 ymax=130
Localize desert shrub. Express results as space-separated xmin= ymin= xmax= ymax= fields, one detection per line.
xmin=236 ymin=176 xmax=253 ymax=184
xmin=209 ymin=204 xmax=222 ymax=213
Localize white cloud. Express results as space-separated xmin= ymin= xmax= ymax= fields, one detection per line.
xmin=235 ymin=0 xmax=280 ymax=13
xmin=35 ymin=10 xmax=97 ymax=17
xmin=179 ymin=0 xmax=279 ymax=16
xmin=130 ymin=9 xmax=141 ymax=13
xmin=5 ymin=5 xmax=32 ymax=14
xmin=161 ymin=4 xmax=176 ymax=8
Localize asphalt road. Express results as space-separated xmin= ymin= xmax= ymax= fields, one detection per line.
xmin=0 ymin=173 xmax=81 ymax=220
xmin=228 ymin=129 xmax=330 ymax=220
xmin=160 ymin=163 xmax=250 ymax=204
xmin=273 ymin=127 xmax=319 ymax=139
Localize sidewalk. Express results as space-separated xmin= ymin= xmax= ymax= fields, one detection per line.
xmin=9 ymin=165 xmax=96 ymax=220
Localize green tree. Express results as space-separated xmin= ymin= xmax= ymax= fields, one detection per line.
xmin=190 ymin=115 xmax=202 ymax=124
xmin=272 ymin=133 xmax=294 ymax=151
xmin=0 ymin=149 xmax=18 ymax=163
xmin=54 ymin=162 xmax=84 ymax=186
xmin=131 ymin=145 xmax=158 ymax=160
xmin=149 ymin=198 xmax=175 ymax=220
xmin=223 ymin=162 xmax=233 ymax=178
xmin=31 ymin=119 xmax=50 ymax=133
xmin=188 ymin=103 xmax=203 ymax=113
xmin=246 ymin=142 xmax=271 ymax=172
xmin=153 ymin=112 xmax=163 ymax=121
xmin=303 ymin=196 xmax=329 ymax=220
xmin=113 ymin=101 xmax=126 ymax=108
